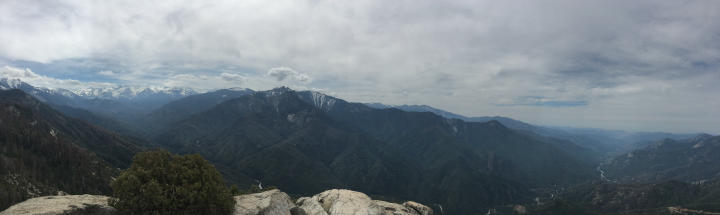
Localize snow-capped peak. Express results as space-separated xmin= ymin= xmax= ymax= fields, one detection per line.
xmin=0 ymin=78 xmax=25 ymax=89
xmin=72 ymin=86 xmax=198 ymax=100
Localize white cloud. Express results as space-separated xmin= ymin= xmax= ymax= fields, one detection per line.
xmin=0 ymin=66 xmax=115 ymax=89
xmin=220 ymin=72 xmax=246 ymax=83
xmin=0 ymin=0 xmax=718 ymax=132
xmin=98 ymin=70 xmax=116 ymax=76
xmin=267 ymin=67 xmax=311 ymax=83
xmin=163 ymin=72 xmax=248 ymax=90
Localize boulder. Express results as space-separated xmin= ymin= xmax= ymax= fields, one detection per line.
xmin=300 ymin=189 xmax=433 ymax=215
xmin=402 ymin=201 xmax=433 ymax=215
xmin=0 ymin=195 xmax=115 ymax=215
xmin=374 ymin=200 xmax=420 ymax=215
xmin=312 ymin=189 xmax=381 ymax=215
xmin=295 ymin=197 xmax=329 ymax=215
xmin=0 ymin=189 xmax=433 ymax=215
xmin=234 ymin=189 xmax=296 ymax=215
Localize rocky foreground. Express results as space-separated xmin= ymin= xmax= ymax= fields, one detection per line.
xmin=0 ymin=189 xmax=433 ymax=215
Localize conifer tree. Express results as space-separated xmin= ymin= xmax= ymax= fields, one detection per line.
xmin=109 ymin=150 xmax=235 ymax=214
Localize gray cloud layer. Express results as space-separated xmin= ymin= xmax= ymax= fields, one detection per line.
xmin=0 ymin=0 xmax=719 ymax=133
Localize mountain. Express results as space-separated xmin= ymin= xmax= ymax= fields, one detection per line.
xmin=0 ymin=78 xmax=79 ymax=106
xmin=74 ymin=86 xmax=195 ymax=101
xmin=603 ymin=134 xmax=720 ymax=183
xmin=0 ymin=78 xmax=196 ymax=126
xmin=364 ymin=103 xmax=535 ymax=129
xmin=305 ymin=91 xmax=597 ymax=186
xmin=1 ymin=78 xmax=196 ymax=108
xmin=73 ymin=86 xmax=197 ymax=110
xmin=367 ymin=102 xmax=700 ymax=156
xmin=146 ymin=88 xmax=602 ymax=214
xmin=366 ymin=104 xmax=468 ymax=120
xmin=144 ymin=88 xmax=255 ymax=132
xmin=0 ymin=89 xmax=146 ymax=210
xmin=152 ymin=88 xmax=425 ymax=196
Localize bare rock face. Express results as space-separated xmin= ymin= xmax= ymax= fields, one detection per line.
xmin=402 ymin=201 xmax=433 ymax=215
xmin=1 ymin=189 xmax=432 ymax=215
xmin=374 ymin=200 xmax=421 ymax=215
xmin=234 ymin=189 xmax=296 ymax=215
xmin=294 ymin=197 xmax=328 ymax=215
xmin=0 ymin=195 xmax=115 ymax=215
xmin=293 ymin=189 xmax=433 ymax=215
xmin=312 ymin=189 xmax=380 ymax=215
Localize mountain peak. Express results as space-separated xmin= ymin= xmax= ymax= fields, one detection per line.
xmin=265 ymin=86 xmax=294 ymax=96
xmin=271 ymin=86 xmax=293 ymax=91
xmin=72 ymin=86 xmax=197 ymax=100
xmin=228 ymin=87 xmax=252 ymax=92
xmin=0 ymin=78 xmax=23 ymax=89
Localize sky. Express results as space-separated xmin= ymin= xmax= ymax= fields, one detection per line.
xmin=0 ymin=0 xmax=719 ymax=133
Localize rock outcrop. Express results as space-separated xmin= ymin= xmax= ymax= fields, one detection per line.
xmin=293 ymin=189 xmax=433 ymax=215
xmin=0 ymin=189 xmax=432 ymax=215
xmin=295 ymin=197 xmax=328 ymax=215
xmin=402 ymin=201 xmax=433 ymax=215
xmin=0 ymin=195 xmax=115 ymax=215
xmin=234 ymin=189 xmax=295 ymax=215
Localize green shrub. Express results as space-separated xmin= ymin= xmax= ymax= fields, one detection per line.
xmin=109 ymin=150 xmax=235 ymax=215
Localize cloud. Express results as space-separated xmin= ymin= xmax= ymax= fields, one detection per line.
xmin=98 ymin=70 xmax=116 ymax=76
xmin=496 ymin=96 xmax=588 ymax=107
xmin=0 ymin=66 xmax=114 ymax=89
xmin=220 ymin=72 xmax=246 ymax=82
xmin=162 ymin=72 xmax=249 ymax=90
xmin=0 ymin=0 xmax=718 ymax=133
xmin=267 ymin=67 xmax=311 ymax=83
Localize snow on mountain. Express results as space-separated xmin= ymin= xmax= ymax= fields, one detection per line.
xmin=0 ymin=78 xmax=23 ymax=89
xmin=1 ymin=78 xmax=56 ymax=96
xmin=308 ymin=91 xmax=336 ymax=112
xmin=72 ymin=86 xmax=197 ymax=100
xmin=2 ymin=77 xmax=198 ymax=101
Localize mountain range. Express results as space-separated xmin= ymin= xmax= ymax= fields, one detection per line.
xmin=0 ymin=78 xmax=197 ymax=124
xmin=603 ymin=134 xmax=720 ymax=183
xmin=1 ymin=77 xmax=718 ymax=214
xmin=367 ymin=103 xmax=701 ymax=156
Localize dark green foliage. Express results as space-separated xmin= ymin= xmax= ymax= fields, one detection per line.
xmin=0 ymin=89 xmax=142 ymax=210
xmin=230 ymin=185 xmax=241 ymax=196
xmin=109 ymin=150 xmax=235 ymax=215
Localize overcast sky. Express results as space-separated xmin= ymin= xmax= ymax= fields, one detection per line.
xmin=1 ymin=0 xmax=719 ymax=133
